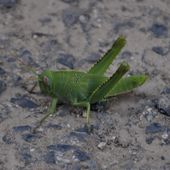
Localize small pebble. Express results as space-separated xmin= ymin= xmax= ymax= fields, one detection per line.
xmin=142 ymin=106 xmax=157 ymax=122
xmin=97 ymin=142 xmax=107 ymax=150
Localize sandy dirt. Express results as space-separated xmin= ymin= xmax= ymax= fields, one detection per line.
xmin=0 ymin=0 xmax=170 ymax=169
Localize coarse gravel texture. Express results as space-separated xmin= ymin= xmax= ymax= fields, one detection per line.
xmin=0 ymin=0 xmax=170 ymax=170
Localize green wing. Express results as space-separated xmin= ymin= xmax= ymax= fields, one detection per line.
xmin=88 ymin=35 xmax=126 ymax=75
xmin=89 ymin=62 xmax=130 ymax=103
xmin=106 ymin=75 xmax=148 ymax=97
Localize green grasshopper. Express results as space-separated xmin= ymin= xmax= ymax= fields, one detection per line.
xmin=22 ymin=36 xmax=147 ymax=130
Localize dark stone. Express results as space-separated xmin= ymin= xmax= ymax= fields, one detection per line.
xmin=91 ymin=102 xmax=107 ymax=112
xmin=13 ymin=125 xmax=32 ymax=133
xmin=47 ymin=144 xmax=76 ymax=152
xmin=145 ymin=136 xmax=155 ymax=144
xmin=62 ymin=9 xmax=80 ymax=27
xmin=40 ymin=39 xmax=59 ymax=53
xmin=39 ymin=17 xmax=52 ymax=26
xmin=162 ymin=87 xmax=170 ymax=94
xmin=62 ymin=0 xmax=78 ymax=4
xmin=75 ymin=125 xmax=91 ymax=134
xmin=145 ymin=122 xmax=164 ymax=134
xmin=161 ymin=163 xmax=170 ymax=170
xmin=154 ymin=98 xmax=170 ymax=117
xmin=86 ymin=52 xmax=101 ymax=63
xmin=114 ymin=21 xmax=135 ymax=33
xmin=0 ymin=0 xmax=17 ymax=8
xmin=150 ymin=23 xmax=168 ymax=37
xmin=164 ymin=136 xmax=170 ymax=145
xmin=136 ymin=0 xmax=144 ymax=2
xmin=68 ymin=131 xmax=88 ymax=142
xmin=0 ymin=67 xmax=6 ymax=75
xmin=12 ymin=75 xmax=22 ymax=86
xmin=73 ymin=149 xmax=90 ymax=161
xmin=0 ymin=111 xmax=9 ymax=123
xmin=161 ymin=156 xmax=165 ymax=160
xmin=18 ymin=145 xmax=33 ymax=165
xmin=19 ymin=48 xmax=38 ymax=67
xmin=10 ymin=95 xmax=38 ymax=109
xmin=20 ymin=153 xmax=32 ymax=165
xmin=46 ymin=123 xmax=62 ymax=130
xmin=0 ymin=80 xmax=6 ymax=95
xmin=121 ymin=51 xmax=132 ymax=59
xmin=2 ymin=133 xmax=14 ymax=144
xmin=44 ymin=151 xmax=56 ymax=164
xmin=22 ymin=133 xmax=40 ymax=142
xmin=152 ymin=46 xmax=168 ymax=56
xmin=57 ymin=53 xmax=76 ymax=69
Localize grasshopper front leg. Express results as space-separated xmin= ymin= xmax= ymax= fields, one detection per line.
xmin=33 ymin=97 xmax=58 ymax=132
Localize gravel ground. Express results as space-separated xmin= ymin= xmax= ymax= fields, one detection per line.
xmin=0 ymin=0 xmax=170 ymax=170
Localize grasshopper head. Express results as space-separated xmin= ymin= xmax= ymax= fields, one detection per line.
xmin=38 ymin=70 xmax=52 ymax=96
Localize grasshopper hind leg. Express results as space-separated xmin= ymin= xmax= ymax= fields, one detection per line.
xmin=73 ymin=102 xmax=91 ymax=124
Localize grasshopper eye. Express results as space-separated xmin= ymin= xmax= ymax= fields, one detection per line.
xmin=43 ymin=76 xmax=50 ymax=86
